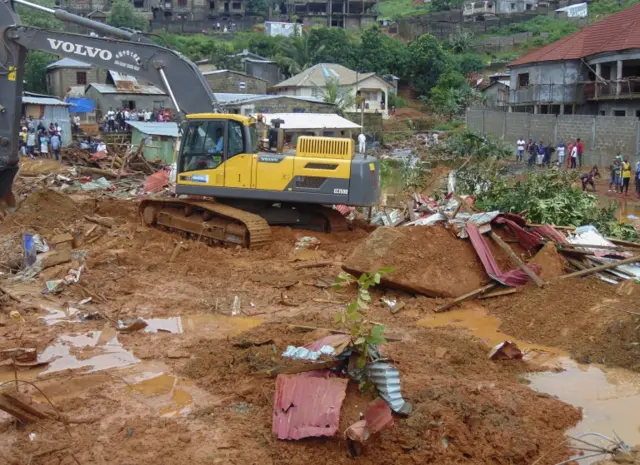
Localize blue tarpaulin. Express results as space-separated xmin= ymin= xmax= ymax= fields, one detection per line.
xmin=66 ymin=98 xmax=95 ymax=113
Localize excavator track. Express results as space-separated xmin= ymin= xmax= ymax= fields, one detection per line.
xmin=304 ymin=205 xmax=349 ymax=233
xmin=139 ymin=199 xmax=272 ymax=249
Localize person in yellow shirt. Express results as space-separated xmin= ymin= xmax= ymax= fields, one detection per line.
xmin=621 ymin=155 xmax=632 ymax=196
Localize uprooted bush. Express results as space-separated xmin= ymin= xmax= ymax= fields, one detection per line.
xmin=457 ymin=168 xmax=638 ymax=241
xmin=434 ymin=131 xmax=513 ymax=160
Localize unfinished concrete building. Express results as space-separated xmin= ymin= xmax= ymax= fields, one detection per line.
xmin=283 ymin=0 xmax=377 ymax=29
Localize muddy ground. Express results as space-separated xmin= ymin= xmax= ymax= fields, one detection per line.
xmin=0 ymin=186 xmax=638 ymax=465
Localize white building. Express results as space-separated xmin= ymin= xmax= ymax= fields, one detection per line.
xmin=272 ymin=64 xmax=394 ymax=118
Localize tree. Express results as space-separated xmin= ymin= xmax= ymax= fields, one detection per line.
xmin=406 ymin=34 xmax=447 ymax=96
xmin=449 ymin=52 xmax=486 ymax=76
xmin=430 ymin=70 xmax=481 ymax=118
xmin=356 ymin=25 xmax=409 ymax=76
xmin=319 ymin=78 xmax=355 ymax=114
xmin=107 ymin=0 xmax=148 ymax=31
xmin=308 ymin=27 xmax=356 ymax=68
xmin=17 ymin=0 xmax=62 ymax=29
xmin=450 ymin=32 xmax=473 ymax=54
xmin=431 ymin=0 xmax=464 ymax=11
xmin=23 ymin=51 xmax=56 ymax=94
xmin=277 ymin=30 xmax=324 ymax=76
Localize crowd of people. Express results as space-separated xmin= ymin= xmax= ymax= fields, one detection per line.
xmin=101 ymin=107 xmax=173 ymax=132
xmin=515 ymin=137 xmax=640 ymax=197
xmin=18 ymin=116 xmax=62 ymax=161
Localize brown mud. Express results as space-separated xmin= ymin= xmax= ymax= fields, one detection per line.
xmin=0 ymin=187 xmax=636 ymax=464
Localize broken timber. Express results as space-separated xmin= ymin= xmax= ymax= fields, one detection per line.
xmin=435 ymin=283 xmax=497 ymax=313
xmin=559 ymin=255 xmax=640 ymax=279
xmin=489 ymin=232 xmax=545 ymax=287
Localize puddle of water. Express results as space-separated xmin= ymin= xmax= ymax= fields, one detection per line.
xmin=599 ymin=199 xmax=640 ymax=224
xmin=143 ymin=314 xmax=263 ymax=335
xmin=40 ymin=306 xmax=81 ymax=325
xmin=39 ymin=329 xmax=139 ymax=375
xmin=418 ymin=303 xmax=640 ymax=449
xmin=528 ymin=358 xmax=640 ymax=449
xmin=130 ymin=371 xmax=194 ymax=417
xmin=417 ymin=303 xmax=564 ymax=363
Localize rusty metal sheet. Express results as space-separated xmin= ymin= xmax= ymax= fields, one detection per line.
xmin=272 ymin=371 xmax=348 ymax=440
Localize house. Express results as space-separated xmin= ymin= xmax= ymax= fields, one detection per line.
xmin=214 ymin=93 xmax=335 ymax=115
xmin=46 ymin=58 xmax=109 ymax=100
xmin=22 ymin=92 xmax=73 ymax=146
xmin=85 ymin=72 xmax=174 ymax=117
xmin=272 ymin=64 xmax=394 ymax=118
xmin=508 ymin=3 xmax=640 ymax=117
xmin=254 ymin=113 xmax=361 ymax=144
xmin=126 ymin=121 xmax=179 ymax=164
xmin=463 ymin=0 xmax=537 ymax=19
xmin=481 ymin=81 xmax=510 ymax=108
xmin=202 ymin=69 xmax=268 ymax=94
xmin=232 ymin=50 xmax=285 ymax=86
xmin=264 ymin=21 xmax=302 ymax=37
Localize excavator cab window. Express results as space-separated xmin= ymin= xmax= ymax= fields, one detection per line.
xmin=181 ymin=120 xmax=226 ymax=172
xmin=227 ymin=120 xmax=244 ymax=158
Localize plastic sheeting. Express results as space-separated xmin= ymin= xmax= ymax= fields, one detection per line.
xmin=466 ymin=222 xmax=541 ymax=287
xmin=66 ymin=98 xmax=95 ymax=113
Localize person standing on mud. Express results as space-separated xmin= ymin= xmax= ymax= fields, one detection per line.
xmin=621 ymin=156 xmax=632 ymax=196
xmin=609 ymin=156 xmax=622 ymax=193
xmin=635 ymin=160 xmax=640 ymax=198
xmin=516 ymin=138 xmax=525 ymax=162
xmin=556 ymin=141 xmax=566 ymax=166
xmin=576 ymin=138 xmax=584 ymax=168
xmin=536 ymin=141 xmax=545 ymax=167
xmin=527 ymin=139 xmax=537 ymax=167
xmin=570 ymin=142 xmax=578 ymax=169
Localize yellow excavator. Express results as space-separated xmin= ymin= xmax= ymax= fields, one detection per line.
xmin=0 ymin=0 xmax=380 ymax=248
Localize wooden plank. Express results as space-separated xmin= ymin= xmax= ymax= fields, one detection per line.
xmin=559 ymin=255 xmax=640 ymax=279
xmin=489 ymin=232 xmax=545 ymax=287
xmin=435 ymin=283 xmax=497 ymax=313
xmin=606 ymin=237 xmax=640 ymax=248
xmin=527 ymin=223 xmax=576 ymax=230
xmin=478 ymin=288 xmax=517 ymax=299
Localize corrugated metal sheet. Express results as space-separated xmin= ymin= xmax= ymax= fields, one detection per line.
xmin=23 ymin=96 xmax=70 ymax=106
xmin=272 ymin=372 xmax=348 ymax=440
xmin=46 ymin=58 xmax=92 ymax=70
xmin=126 ymin=122 xmax=179 ymax=137
xmin=253 ymin=113 xmax=360 ymax=130
xmin=213 ymin=93 xmax=326 ymax=105
xmin=367 ymin=362 xmax=412 ymax=415
xmin=88 ymin=84 xmax=166 ymax=95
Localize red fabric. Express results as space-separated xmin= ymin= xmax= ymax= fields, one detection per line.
xmin=493 ymin=216 xmax=542 ymax=251
xmin=466 ymin=222 xmax=541 ymax=287
xmin=533 ymin=225 xmax=569 ymax=244
xmin=577 ymin=141 xmax=584 ymax=154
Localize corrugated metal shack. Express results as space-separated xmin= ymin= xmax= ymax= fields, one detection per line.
xmin=22 ymin=92 xmax=73 ymax=146
xmin=126 ymin=121 xmax=178 ymax=164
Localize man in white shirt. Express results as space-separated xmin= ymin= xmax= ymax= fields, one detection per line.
xmin=106 ymin=108 xmax=116 ymax=132
xmin=144 ymin=110 xmax=151 ymax=122
xmin=72 ymin=115 xmax=80 ymax=134
xmin=516 ymin=138 xmax=525 ymax=162
xmin=357 ymin=133 xmax=366 ymax=154
xmin=570 ymin=142 xmax=578 ymax=169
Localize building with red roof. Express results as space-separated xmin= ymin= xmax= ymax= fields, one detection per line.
xmin=507 ymin=3 xmax=640 ymax=116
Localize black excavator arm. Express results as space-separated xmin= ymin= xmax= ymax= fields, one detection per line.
xmin=0 ymin=0 xmax=218 ymax=206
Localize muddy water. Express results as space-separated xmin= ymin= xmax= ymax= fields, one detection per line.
xmin=599 ymin=199 xmax=640 ymax=224
xmin=418 ymin=303 xmax=640 ymax=448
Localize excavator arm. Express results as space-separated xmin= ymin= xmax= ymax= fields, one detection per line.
xmin=0 ymin=0 xmax=218 ymax=205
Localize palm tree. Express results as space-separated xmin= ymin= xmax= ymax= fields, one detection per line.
xmin=277 ymin=30 xmax=325 ymax=76
xmin=450 ymin=32 xmax=473 ymax=54
xmin=317 ymin=78 xmax=355 ymax=114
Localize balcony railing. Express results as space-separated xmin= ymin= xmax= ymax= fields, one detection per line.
xmin=509 ymin=80 xmax=640 ymax=106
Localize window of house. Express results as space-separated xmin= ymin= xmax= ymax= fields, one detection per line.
xmin=517 ymin=73 xmax=529 ymax=89
xmin=636 ymin=110 xmax=640 ymax=119
xmin=209 ymin=0 xmax=215 ymax=8
xmin=311 ymin=87 xmax=320 ymax=98
xmin=178 ymin=0 xmax=188 ymax=6
xmin=122 ymin=100 xmax=136 ymax=110
xmin=133 ymin=0 xmax=144 ymax=7
xmin=232 ymin=1 xmax=241 ymax=8
xmin=76 ymin=72 xmax=87 ymax=85
xmin=613 ymin=110 xmax=626 ymax=116
xmin=510 ymin=2 xmax=515 ymax=8
xmin=599 ymin=110 xmax=606 ymax=116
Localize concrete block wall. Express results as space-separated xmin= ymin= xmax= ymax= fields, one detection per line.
xmin=467 ymin=108 xmax=639 ymax=167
